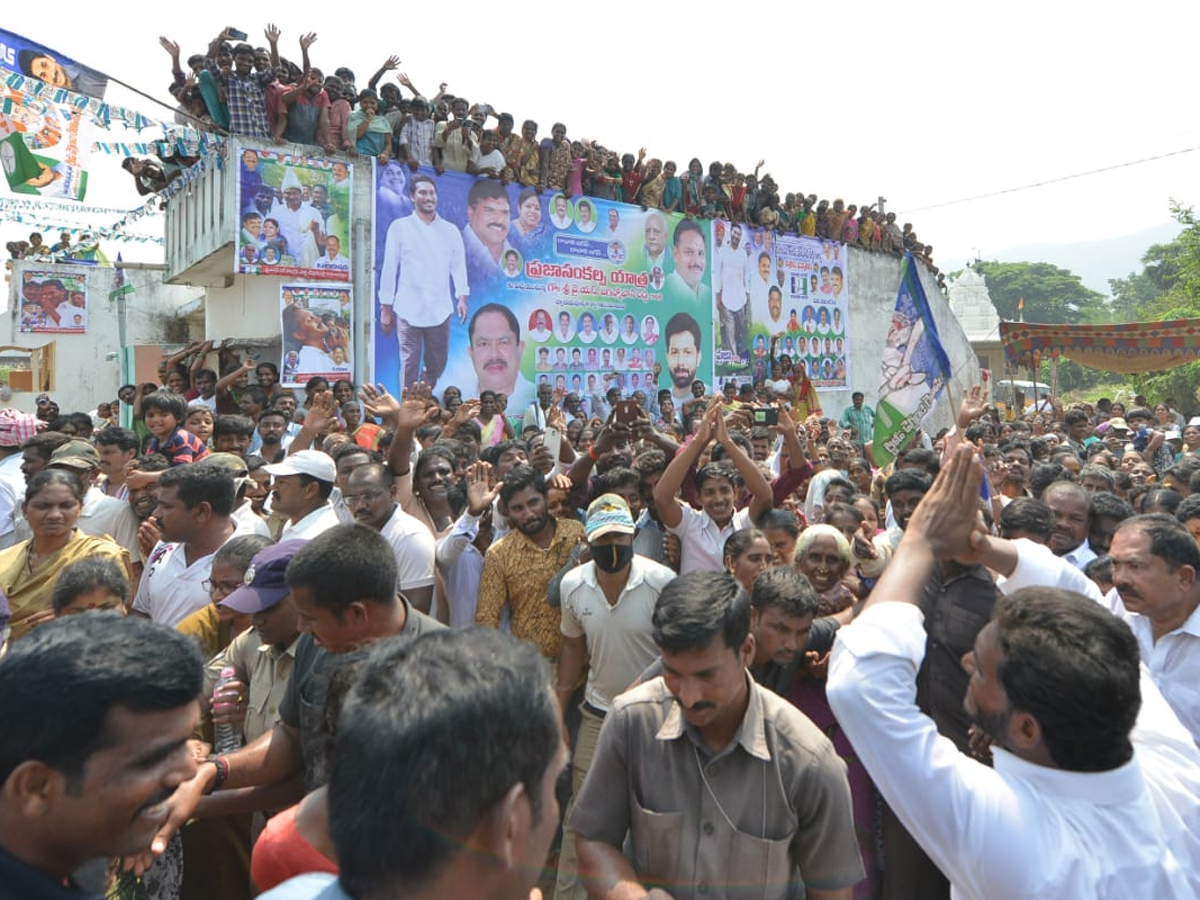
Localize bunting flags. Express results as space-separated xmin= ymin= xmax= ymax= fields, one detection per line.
xmin=869 ymin=254 xmax=952 ymax=468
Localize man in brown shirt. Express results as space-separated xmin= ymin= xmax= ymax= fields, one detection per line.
xmin=477 ymin=465 xmax=584 ymax=660
xmin=573 ymin=571 xmax=863 ymax=900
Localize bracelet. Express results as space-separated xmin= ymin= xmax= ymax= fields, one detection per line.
xmin=207 ymin=754 xmax=229 ymax=791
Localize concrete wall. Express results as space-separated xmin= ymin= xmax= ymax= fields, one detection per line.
xmin=3 ymin=261 xmax=203 ymax=414
xmin=840 ymin=248 xmax=979 ymax=436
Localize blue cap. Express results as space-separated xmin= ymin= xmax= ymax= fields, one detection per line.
xmin=219 ymin=540 xmax=306 ymax=615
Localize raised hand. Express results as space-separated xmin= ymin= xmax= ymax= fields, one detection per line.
xmin=380 ymin=55 xmax=400 ymax=71
xmin=264 ymin=23 xmax=281 ymax=44
xmin=397 ymin=381 xmax=438 ymax=432
xmin=305 ymin=390 xmax=338 ymax=433
xmin=465 ymin=461 xmax=497 ymax=516
xmin=359 ymin=383 xmax=401 ymax=424
xmin=298 ymin=32 xmax=318 ymax=51
xmin=159 ymin=37 xmax=180 ymax=57
xmin=957 ymin=383 xmax=988 ymax=430
xmin=904 ymin=445 xmax=984 ymax=559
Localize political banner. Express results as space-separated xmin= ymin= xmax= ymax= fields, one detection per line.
xmin=0 ymin=28 xmax=109 ymax=100
xmin=712 ymin=222 xmax=849 ymax=391
xmin=236 ymin=149 xmax=351 ymax=281
xmin=371 ymin=164 xmax=713 ymax=413
xmin=0 ymin=81 xmax=89 ymax=201
xmin=280 ymin=284 xmax=353 ymax=389
xmin=871 ymin=253 xmax=952 ymax=468
xmin=18 ymin=267 xmax=88 ymax=333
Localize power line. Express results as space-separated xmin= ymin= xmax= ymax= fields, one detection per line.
xmin=898 ymin=145 xmax=1200 ymax=215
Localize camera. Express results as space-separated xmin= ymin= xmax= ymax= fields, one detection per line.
xmin=752 ymin=407 xmax=779 ymax=426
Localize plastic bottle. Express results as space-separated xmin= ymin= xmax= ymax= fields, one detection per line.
xmin=212 ymin=666 xmax=243 ymax=755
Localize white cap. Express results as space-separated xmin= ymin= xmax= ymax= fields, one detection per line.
xmin=281 ymin=169 xmax=303 ymax=192
xmin=263 ymin=449 xmax=336 ymax=483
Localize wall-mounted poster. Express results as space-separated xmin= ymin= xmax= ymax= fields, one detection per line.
xmin=18 ymin=267 xmax=87 ymax=332
xmin=280 ymin=283 xmax=353 ymax=389
xmin=237 ymin=149 xmax=351 ymax=281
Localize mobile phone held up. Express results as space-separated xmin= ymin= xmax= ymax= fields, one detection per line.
xmin=752 ymin=407 xmax=779 ymax=427
xmin=613 ymin=400 xmax=640 ymax=425
xmin=226 ymin=26 xmax=248 ymax=41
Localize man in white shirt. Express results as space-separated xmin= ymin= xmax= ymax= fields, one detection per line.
xmin=714 ymin=222 xmax=749 ymax=354
xmin=827 ymin=447 xmax=1200 ymax=900
xmin=377 ymin=175 xmax=469 ymax=391
xmin=549 ymin=194 xmax=572 ymax=229
xmin=312 ymin=234 xmax=350 ymax=273
xmin=1108 ymin=514 xmax=1200 ymax=745
xmin=342 ymin=464 xmax=436 ymax=614
xmin=265 ymin=450 xmax=341 ymax=540
xmin=133 ymin=464 xmax=239 ymax=627
xmin=523 ymin=382 xmax=556 ymax=432
xmin=653 ymin=403 xmax=773 ymax=573
xmin=554 ymin=493 xmax=675 ymax=900
xmin=269 ymin=169 xmax=324 ymax=268
xmin=1043 ymin=481 xmax=1097 ymax=570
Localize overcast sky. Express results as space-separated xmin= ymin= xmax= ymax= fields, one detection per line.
xmin=4 ymin=2 xmax=1198 ymax=275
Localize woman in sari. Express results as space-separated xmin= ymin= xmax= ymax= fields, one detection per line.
xmin=472 ymin=390 xmax=514 ymax=448
xmin=791 ymin=523 xmax=881 ymax=898
xmin=0 ymin=469 xmax=132 ymax=644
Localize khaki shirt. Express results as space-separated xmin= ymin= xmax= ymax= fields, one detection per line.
xmin=206 ymin=630 xmax=300 ymax=746
xmin=570 ymin=674 xmax=864 ymax=899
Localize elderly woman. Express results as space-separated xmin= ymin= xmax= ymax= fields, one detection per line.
xmin=789 ymin=522 xmax=882 ymax=897
xmin=0 ymin=469 xmax=132 ymax=643
xmin=793 ymin=523 xmax=855 ymax=615
xmin=722 ymin=528 xmax=774 ymax=592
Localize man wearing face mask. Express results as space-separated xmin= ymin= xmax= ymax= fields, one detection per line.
xmin=554 ymin=493 xmax=676 ymax=900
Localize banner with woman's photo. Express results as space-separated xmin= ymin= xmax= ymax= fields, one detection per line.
xmin=280 ymin=283 xmax=353 ymax=389
xmin=712 ymin=221 xmax=850 ymax=391
xmin=370 ymin=163 xmax=714 ymax=413
xmin=18 ymin=267 xmax=88 ymax=332
xmin=236 ymin=149 xmax=352 ymax=281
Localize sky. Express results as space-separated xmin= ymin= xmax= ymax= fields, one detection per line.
xmin=4 ymin=1 xmax=1198 ymax=281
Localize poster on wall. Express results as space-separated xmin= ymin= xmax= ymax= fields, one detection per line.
xmin=280 ymin=283 xmax=353 ymax=389
xmin=371 ymin=164 xmax=714 ymax=414
xmin=18 ymin=267 xmax=88 ymax=332
xmin=0 ymin=83 xmax=89 ymax=201
xmin=711 ymin=222 xmax=849 ymax=391
xmin=236 ymin=149 xmax=351 ymax=281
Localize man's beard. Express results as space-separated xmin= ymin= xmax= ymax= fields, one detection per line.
xmin=671 ymin=367 xmax=694 ymax=389
xmin=516 ymin=512 xmax=549 ymax=536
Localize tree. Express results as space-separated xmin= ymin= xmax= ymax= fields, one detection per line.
xmin=1122 ymin=205 xmax=1200 ymax=406
xmin=972 ymin=260 xmax=1106 ymax=324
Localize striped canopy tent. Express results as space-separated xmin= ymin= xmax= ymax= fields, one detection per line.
xmin=1000 ymin=318 xmax=1200 ymax=375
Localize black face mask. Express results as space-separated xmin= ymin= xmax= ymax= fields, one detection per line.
xmin=592 ymin=542 xmax=633 ymax=573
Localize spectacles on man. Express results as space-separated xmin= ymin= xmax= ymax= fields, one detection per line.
xmin=343 ymin=489 xmax=388 ymax=507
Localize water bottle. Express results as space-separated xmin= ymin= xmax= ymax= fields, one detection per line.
xmin=212 ymin=666 xmax=243 ymax=755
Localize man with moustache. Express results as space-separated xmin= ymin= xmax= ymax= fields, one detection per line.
xmin=263 ymin=450 xmax=340 ymax=541
xmin=662 ymin=312 xmax=704 ymax=408
xmin=342 ymin=464 xmax=436 ymax=613
xmin=663 ymin=219 xmax=709 ymax=303
xmin=634 ymin=211 xmax=671 ymax=276
xmin=1108 ymin=514 xmax=1200 ymax=745
xmin=573 ymin=571 xmax=863 ymax=900
xmin=0 ymin=615 xmax=204 ymax=899
xmin=827 ymin=447 xmax=1200 ymax=900
xmin=476 ymin=466 xmax=585 ymax=661
xmin=378 ymin=175 xmax=469 ymax=391
xmin=462 ymin=179 xmax=514 ymax=289
xmin=468 ymin=303 xmax=534 ymax=400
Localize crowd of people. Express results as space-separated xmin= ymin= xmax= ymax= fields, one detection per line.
xmin=1 ymin=330 xmax=1199 ymax=900
xmin=5 ymin=231 xmax=104 ymax=264
xmin=137 ymin=25 xmax=943 ymax=280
